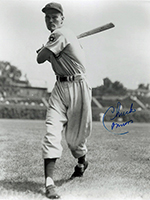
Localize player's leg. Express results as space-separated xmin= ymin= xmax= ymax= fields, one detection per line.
xmin=70 ymin=144 xmax=89 ymax=179
xmin=42 ymin=84 xmax=67 ymax=199
xmin=44 ymin=158 xmax=59 ymax=199
xmin=65 ymin=80 xmax=92 ymax=178
xmin=43 ymin=110 xmax=65 ymax=199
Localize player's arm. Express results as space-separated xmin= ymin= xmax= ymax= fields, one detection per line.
xmin=36 ymin=47 xmax=52 ymax=64
xmin=37 ymin=30 xmax=69 ymax=64
xmin=45 ymin=31 xmax=70 ymax=56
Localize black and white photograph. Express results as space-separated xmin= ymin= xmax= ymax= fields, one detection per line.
xmin=0 ymin=0 xmax=150 ymax=199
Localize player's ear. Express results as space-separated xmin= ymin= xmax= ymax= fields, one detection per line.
xmin=61 ymin=15 xmax=64 ymax=23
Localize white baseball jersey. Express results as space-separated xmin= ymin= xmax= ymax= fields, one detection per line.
xmin=45 ymin=26 xmax=86 ymax=76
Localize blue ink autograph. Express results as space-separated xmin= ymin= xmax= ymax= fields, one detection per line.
xmin=102 ymin=102 xmax=136 ymax=135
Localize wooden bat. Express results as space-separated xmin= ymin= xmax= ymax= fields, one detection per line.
xmin=77 ymin=22 xmax=115 ymax=39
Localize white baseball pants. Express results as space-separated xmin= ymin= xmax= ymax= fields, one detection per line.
xmin=42 ymin=76 xmax=92 ymax=159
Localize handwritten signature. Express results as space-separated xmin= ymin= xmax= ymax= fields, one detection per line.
xmin=102 ymin=102 xmax=136 ymax=135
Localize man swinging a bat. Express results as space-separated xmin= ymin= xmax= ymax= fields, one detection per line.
xmin=37 ymin=2 xmax=114 ymax=199
xmin=37 ymin=2 xmax=92 ymax=199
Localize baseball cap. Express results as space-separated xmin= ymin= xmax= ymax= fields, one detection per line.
xmin=42 ymin=2 xmax=63 ymax=15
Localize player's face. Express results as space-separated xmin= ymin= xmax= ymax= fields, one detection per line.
xmin=45 ymin=9 xmax=64 ymax=32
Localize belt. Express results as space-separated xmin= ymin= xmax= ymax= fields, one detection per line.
xmin=56 ymin=74 xmax=85 ymax=82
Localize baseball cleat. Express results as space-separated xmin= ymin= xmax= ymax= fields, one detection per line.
xmin=70 ymin=161 xmax=88 ymax=179
xmin=46 ymin=185 xmax=60 ymax=199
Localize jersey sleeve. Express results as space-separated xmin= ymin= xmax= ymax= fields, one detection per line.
xmin=45 ymin=30 xmax=70 ymax=55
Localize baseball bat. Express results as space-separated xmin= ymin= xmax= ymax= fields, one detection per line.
xmin=77 ymin=22 xmax=115 ymax=39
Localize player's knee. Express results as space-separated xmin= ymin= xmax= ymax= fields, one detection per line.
xmin=68 ymin=143 xmax=77 ymax=151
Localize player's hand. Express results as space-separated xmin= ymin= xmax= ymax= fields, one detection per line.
xmin=36 ymin=45 xmax=44 ymax=53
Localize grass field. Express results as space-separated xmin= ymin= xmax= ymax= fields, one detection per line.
xmin=0 ymin=119 xmax=150 ymax=200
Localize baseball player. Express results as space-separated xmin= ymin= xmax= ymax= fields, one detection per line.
xmin=36 ymin=2 xmax=92 ymax=199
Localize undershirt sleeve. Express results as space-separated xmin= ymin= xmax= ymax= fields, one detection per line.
xmin=45 ymin=30 xmax=70 ymax=55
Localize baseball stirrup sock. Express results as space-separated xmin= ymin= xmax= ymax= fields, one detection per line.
xmin=44 ymin=158 xmax=57 ymax=180
xmin=78 ymin=155 xmax=86 ymax=164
